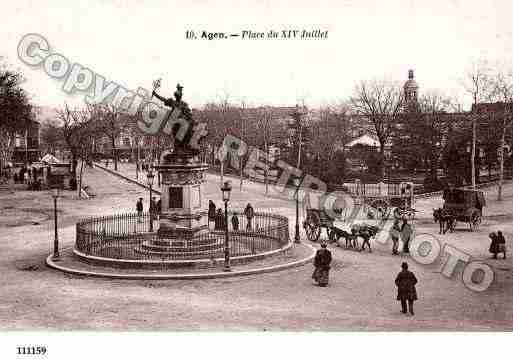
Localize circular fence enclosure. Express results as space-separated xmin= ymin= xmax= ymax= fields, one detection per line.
xmin=74 ymin=211 xmax=291 ymax=269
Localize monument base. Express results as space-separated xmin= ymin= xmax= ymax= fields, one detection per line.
xmin=137 ymin=213 xmax=223 ymax=257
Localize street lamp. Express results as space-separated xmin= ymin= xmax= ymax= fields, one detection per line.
xmin=51 ymin=188 xmax=60 ymax=260
xmin=146 ymin=168 xmax=155 ymax=232
xmin=294 ymin=177 xmax=301 ymax=243
xmin=221 ymin=180 xmax=232 ymax=271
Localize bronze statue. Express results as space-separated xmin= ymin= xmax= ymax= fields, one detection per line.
xmin=151 ymin=81 xmax=205 ymax=156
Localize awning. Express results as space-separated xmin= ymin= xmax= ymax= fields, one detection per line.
xmin=41 ymin=154 xmax=61 ymax=164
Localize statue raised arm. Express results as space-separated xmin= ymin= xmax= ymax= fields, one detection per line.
xmin=148 ymin=82 xmax=206 ymax=155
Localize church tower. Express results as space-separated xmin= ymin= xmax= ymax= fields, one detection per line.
xmin=403 ymin=69 xmax=419 ymax=112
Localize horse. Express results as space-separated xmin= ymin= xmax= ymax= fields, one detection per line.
xmin=351 ymin=223 xmax=380 ymax=252
xmin=328 ymin=226 xmax=357 ymax=248
xmin=433 ymin=208 xmax=456 ymax=234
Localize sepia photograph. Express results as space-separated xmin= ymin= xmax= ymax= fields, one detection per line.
xmin=1 ymin=0 xmax=512 ymax=357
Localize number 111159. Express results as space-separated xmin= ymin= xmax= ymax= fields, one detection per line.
xmin=17 ymin=346 xmax=47 ymax=355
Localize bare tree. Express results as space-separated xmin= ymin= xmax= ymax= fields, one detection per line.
xmin=350 ymin=79 xmax=404 ymax=178
xmin=410 ymin=91 xmax=453 ymax=179
xmin=488 ymin=69 xmax=513 ymax=200
xmin=0 ymin=64 xmax=33 ymax=175
xmin=40 ymin=119 xmax=65 ymax=155
xmin=463 ymin=60 xmax=492 ymax=189
xmin=308 ymin=106 xmax=351 ymax=181
xmin=57 ymin=104 xmax=97 ymax=197
xmin=93 ymin=104 xmax=130 ymax=171
xmin=239 ymin=101 xmax=246 ymax=191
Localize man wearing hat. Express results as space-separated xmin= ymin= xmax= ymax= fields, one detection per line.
xmin=395 ymin=262 xmax=418 ymax=315
xmin=312 ymin=241 xmax=332 ymax=287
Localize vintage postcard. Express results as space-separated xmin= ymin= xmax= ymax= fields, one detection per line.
xmin=1 ymin=0 xmax=512 ymax=358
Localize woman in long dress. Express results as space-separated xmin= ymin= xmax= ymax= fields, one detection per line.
xmin=312 ymin=241 xmax=332 ymax=287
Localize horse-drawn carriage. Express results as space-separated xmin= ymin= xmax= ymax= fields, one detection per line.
xmin=433 ymin=188 xmax=486 ymax=233
xmin=302 ymin=207 xmax=379 ymax=250
xmin=302 ymin=180 xmax=416 ymax=242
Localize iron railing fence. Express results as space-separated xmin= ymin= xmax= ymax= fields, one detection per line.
xmin=75 ymin=211 xmax=290 ymax=261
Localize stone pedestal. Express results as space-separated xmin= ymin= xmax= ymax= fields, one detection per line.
xmin=139 ymin=150 xmax=221 ymax=256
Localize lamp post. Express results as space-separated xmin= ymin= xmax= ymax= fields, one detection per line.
xmin=51 ymin=188 xmax=60 ymax=260
xmin=221 ymin=180 xmax=232 ymax=271
xmin=294 ymin=177 xmax=301 ymax=243
xmin=147 ymin=169 xmax=155 ymax=232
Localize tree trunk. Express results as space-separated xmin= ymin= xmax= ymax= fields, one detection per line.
xmin=71 ymin=152 xmax=77 ymax=176
xmin=239 ymin=154 xmax=244 ymax=191
xmin=78 ymin=157 xmax=85 ymax=198
xmin=264 ymin=126 xmax=269 ymax=195
xmin=379 ymin=144 xmax=386 ymax=180
xmin=471 ymin=116 xmax=476 ymax=189
xmin=498 ymin=121 xmax=506 ymax=201
xmin=220 ymin=158 xmax=224 ymax=186
xmin=112 ymin=137 xmax=118 ymax=171
xmin=136 ymin=141 xmax=140 ymax=180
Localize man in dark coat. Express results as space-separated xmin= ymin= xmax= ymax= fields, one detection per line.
xmin=136 ymin=198 xmax=143 ymax=222
xmin=497 ymin=231 xmax=506 ymax=259
xmin=214 ymin=208 xmax=224 ymax=230
xmin=208 ymin=200 xmax=216 ymax=229
xmin=312 ymin=241 xmax=332 ymax=287
xmin=244 ymin=203 xmax=254 ymax=231
xmin=231 ymin=213 xmax=239 ymax=231
xmin=156 ymin=198 xmax=162 ymax=215
xmin=395 ymin=262 xmax=418 ymax=315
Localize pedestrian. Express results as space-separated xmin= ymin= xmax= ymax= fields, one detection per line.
xmin=231 ymin=213 xmax=239 ymax=231
xmin=401 ymin=219 xmax=412 ymax=254
xmin=150 ymin=196 xmax=157 ymax=223
xmin=215 ymin=208 xmax=224 ymax=230
xmin=497 ymin=231 xmax=507 ymax=259
xmin=360 ymin=227 xmax=372 ymax=252
xmin=156 ymin=198 xmax=162 ymax=215
xmin=395 ymin=262 xmax=418 ymax=316
xmin=312 ymin=241 xmax=332 ymax=287
xmin=244 ymin=203 xmax=254 ymax=231
xmin=208 ymin=200 xmax=216 ymax=229
xmin=150 ymin=196 xmax=157 ymax=213
xmin=489 ymin=232 xmax=502 ymax=259
xmin=136 ymin=197 xmax=143 ymax=222
xmin=105 ymin=159 xmax=109 ymax=168
xmin=19 ymin=168 xmax=25 ymax=183
xmin=390 ymin=218 xmax=401 ymax=255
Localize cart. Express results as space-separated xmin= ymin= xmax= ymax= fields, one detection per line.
xmin=303 ymin=208 xmax=334 ymax=242
xmin=441 ymin=188 xmax=486 ymax=231
xmin=343 ymin=180 xmax=415 ymax=220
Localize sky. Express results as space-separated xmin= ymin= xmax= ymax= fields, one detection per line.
xmin=1 ymin=0 xmax=512 ymax=110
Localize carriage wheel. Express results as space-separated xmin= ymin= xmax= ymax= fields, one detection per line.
xmin=370 ymin=199 xmax=389 ymax=219
xmin=406 ymin=210 xmax=415 ymax=221
xmin=470 ymin=211 xmax=481 ymax=231
xmin=327 ymin=227 xmax=336 ymax=243
xmin=305 ymin=223 xmax=321 ymax=241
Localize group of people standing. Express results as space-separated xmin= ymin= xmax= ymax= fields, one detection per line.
xmin=208 ymin=200 xmax=255 ymax=232
xmin=13 ymin=166 xmax=34 ymax=185
xmin=135 ymin=197 xmax=162 ymax=222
